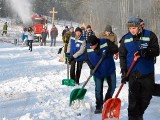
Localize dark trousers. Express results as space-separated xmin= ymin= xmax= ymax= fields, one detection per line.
xmin=2 ymin=30 xmax=7 ymax=36
xmin=95 ymin=72 xmax=116 ymax=109
xmin=41 ymin=39 xmax=46 ymax=46
xmin=70 ymin=61 xmax=83 ymax=84
xmin=64 ymin=43 xmax=68 ymax=64
xmin=128 ymin=72 xmax=154 ymax=119
xmin=28 ymin=40 xmax=33 ymax=51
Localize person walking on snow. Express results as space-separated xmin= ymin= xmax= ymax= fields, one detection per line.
xmin=63 ymin=26 xmax=75 ymax=64
xmin=27 ymin=27 xmax=34 ymax=52
xmin=86 ymin=35 xmax=118 ymax=114
xmin=62 ymin=26 xmax=69 ymax=37
xmin=22 ymin=27 xmax=28 ymax=46
xmin=2 ymin=22 xmax=8 ymax=36
xmin=50 ymin=25 xmax=58 ymax=47
xmin=41 ymin=27 xmax=49 ymax=46
xmin=98 ymin=24 xmax=119 ymax=60
xmin=66 ymin=27 xmax=86 ymax=85
xmin=119 ymin=17 xmax=159 ymax=120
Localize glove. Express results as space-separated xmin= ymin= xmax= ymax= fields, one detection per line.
xmin=121 ymin=70 xmax=128 ymax=84
xmin=65 ymin=53 xmax=70 ymax=59
xmin=114 ymin=53 xmax=119 ymax=60
xmin=137 ymin=49 xmax=148 ymax=57
xmin=69 ymin=56 xmax=75 ymax=64
xmin=89 ymin=64 xmax=95 ymax=70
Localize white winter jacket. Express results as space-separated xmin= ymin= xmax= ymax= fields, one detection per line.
xmin=27 ymin=31 xmax=34 ymax=40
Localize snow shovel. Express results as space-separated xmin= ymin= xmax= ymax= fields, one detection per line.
xmin=62 ymin=57 xmax=75 ymax=86
xmin=102 ymin=52 xmax=140 ymax=120
xmin=69 ymin=55 xmax=105 ymax=106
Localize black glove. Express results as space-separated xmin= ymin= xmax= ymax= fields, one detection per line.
xmin=69 ymin=56 xmax=75 ymax=64
xmin=121 ymin=70 xmax=128 ymax=84
xmin=137 ymin=49 xmax=148 ymax=57
xmin=65 ymin=53 xmax=70 ymax=59
xmin=89 ymin=64 xmax=95 ymax=70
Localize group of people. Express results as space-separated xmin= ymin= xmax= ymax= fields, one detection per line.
xmin=39 ymin=25 xmax=58 ymax=47
xmin=64 ymin=17 xmax=159 ymax=120
xmin=21 ymin=25 xmax=58 ymax=51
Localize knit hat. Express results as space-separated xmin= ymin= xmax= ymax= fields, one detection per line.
xmin=75 ymin=27 xmax=82 ymax=33
xmin=86 ymin=25 xmax=91 ymax=29
xmin=127 ymin=17 xmax=141 ymax=27
xmin=139 ymin=18 xmax=144 ymax=23
xmin=87 ymin=35 xmax=99 ymax=46
xmin=104 ymin=25 xmax=112 ymax=32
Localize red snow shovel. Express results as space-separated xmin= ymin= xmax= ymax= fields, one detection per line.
xmin=102 ymin=52 xmax=140 ymax=120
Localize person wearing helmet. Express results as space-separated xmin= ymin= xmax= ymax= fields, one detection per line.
xmin=119 ymin=17 xmax=159 ymax=120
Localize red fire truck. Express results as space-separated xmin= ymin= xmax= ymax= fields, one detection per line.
xmin=31 ymin=14 xmax=47 ymax=41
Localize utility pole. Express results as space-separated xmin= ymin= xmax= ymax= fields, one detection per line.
xmin=49 ymin=7 xmax=58 ymax=25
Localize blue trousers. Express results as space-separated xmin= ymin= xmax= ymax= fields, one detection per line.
xmin=94 ymin=71 xmax=116 ymax=109
xmin=51 ymin=38 xmax=56 ymax=46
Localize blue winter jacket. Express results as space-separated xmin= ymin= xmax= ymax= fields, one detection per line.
xmin=70 ymin=35 xmax=85 ymax=61
xmin=124 ymin=29 xmax=154 ymax=74
xmin=86 ymin=38 xmax=115 ymax=79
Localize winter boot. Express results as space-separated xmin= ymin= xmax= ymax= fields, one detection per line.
xmin=94 ymin=108 xmax=102 ymax=114
xmin=128 ymin=116 xmax=143 ymax=120
xmin=137 ymin=116 xmax=143 ymax=120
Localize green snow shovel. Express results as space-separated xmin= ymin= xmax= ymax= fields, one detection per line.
xmin=69 ymin=55 xmax=105 ymax=106
xmin=62 ymin=57 xmax=75 ymax=86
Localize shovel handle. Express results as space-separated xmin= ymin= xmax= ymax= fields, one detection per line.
xmin=115 ymin=53 xmax=140 ymax=98
xmin=82 ymin=55 xmax=105 ymax=89
xmin=126 ymin=52 xmax=140 ymax=77
xmin=67 ymin=57 xmax=69 ymax=79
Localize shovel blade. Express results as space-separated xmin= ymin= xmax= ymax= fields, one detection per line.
xmin=69 ymin=88 xmax=87 ymax=106
xmin=62 ymin=79 xmax=75 ymax=86
xmin=102 ymin=98 xmax=121 ymax=120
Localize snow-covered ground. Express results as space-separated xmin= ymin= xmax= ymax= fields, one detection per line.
xmin=0 ymin=20 xmax=160 ymax=120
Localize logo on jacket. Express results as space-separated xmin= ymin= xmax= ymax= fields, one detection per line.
xmin=76 ymin=43 xmax=80 ymax=47
xmin=140 ymin=43 xmax=148 ymax=49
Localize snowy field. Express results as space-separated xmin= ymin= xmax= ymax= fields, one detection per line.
xmin=0 ymin=22 xmax=160 ymax=120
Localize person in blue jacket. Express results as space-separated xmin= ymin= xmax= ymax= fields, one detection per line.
xmin=66 ymin=27 xmax=86 ymax=85
xmin=119 ymin=17 xmax=159 ymax=120
xmin=86 ymin=35 xmax=118 ymax=114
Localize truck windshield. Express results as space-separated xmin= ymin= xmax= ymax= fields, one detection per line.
xmin=32 ymin=18 xmax=44 ymax=24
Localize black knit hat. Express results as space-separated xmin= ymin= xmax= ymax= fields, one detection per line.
xmin=139 ymin=18 xmax=144 ymax=22
xmin=104 ymin=25 xmax=112 ymax=32
xmin=75 ymin=27 xmax=82 ymax=33
xmin=87 ymin=35 xmax=99 ymax=46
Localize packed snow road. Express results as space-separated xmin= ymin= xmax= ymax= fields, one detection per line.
xmin=0 ymin=42 xmax=95 ymax=120
xmin=0 ymin=42 xmax=160 ymax=120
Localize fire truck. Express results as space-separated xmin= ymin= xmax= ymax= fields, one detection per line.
xmin=31 ymin=14 xmax=47 ymax=41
